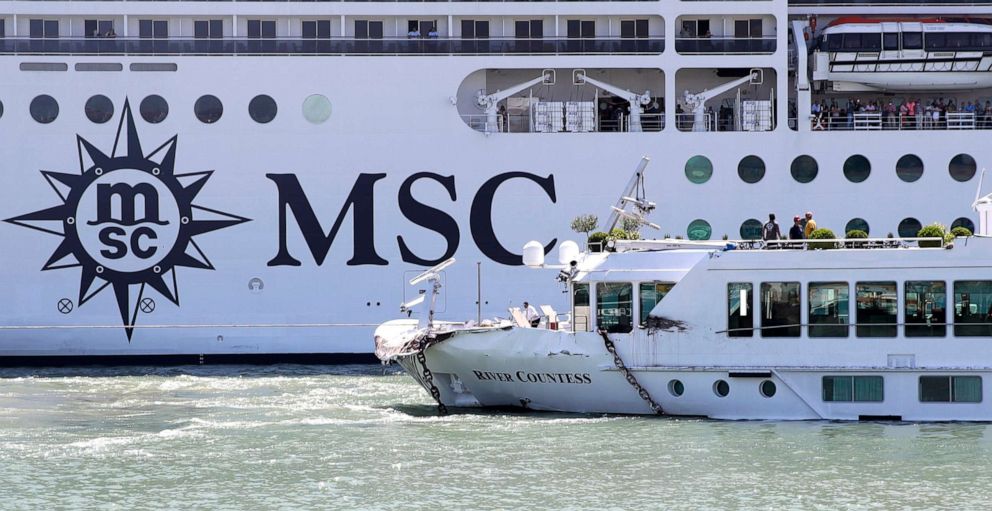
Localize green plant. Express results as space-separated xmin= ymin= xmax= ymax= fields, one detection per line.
xmin=609 ymin=228 xmax=629 ymax=241
xmin=846 ymin=230 xmax=868 ymax=239
xmin=951 ymin=226 xmax=973 ymax=238
xmin=808 ymin=228 xmax=838 ymax=249
xmin=570 ymin=214 xmax=599 ymax=241
xmin=917 ymin=223 xmax=946 ymax=248
xmin=621 ymin=216 xmax=642 ymax=236
xmin=721 ymin=234 xmax=729 ymax=241
xmin=588 ymin=231 xmax=609 ymax=252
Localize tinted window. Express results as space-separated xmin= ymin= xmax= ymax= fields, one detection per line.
xmin=760 ymin=282 xmax=801 ymax=337
xmin=898 ymin=218 xmax=922 ymax=238
xmin=862 ymin=33 xmax=881 ymax=51
xmin=846 ymin=218 xmax=869 ymax=236
xmin=194 ymin=95 xmax=223 ymax=124
xmin=823 ymin=376 xmax=884 ymax=402
xmin=902 ymin=32 xmax=922 ymax=49
xmin=737 ymin=155 xmax=765 ymax=184
xmin=573 ymin=282 xmax=590 ymax=332
xmin=954 ymin=281 xmax=992 ymax=336
xmin=740 ymin=219 xmax=762 ymax=240
xmin=951 ymin=217 xmax=975 ymax=235
xmin=687 ymin=219 xmax=711 ymax=241
xmin=843 ymin=155 xmax=871 ymax=183
xmin=639 ymin=282 xmax=674 ymax=326
xmin=883 ymin=33 xmax=899 ymax=51
xmin=248 ymin=94 xmax=277 ymax=124
xmin=949 ymin=154 xmax=977 ymax=182
xmin=0 ymin=100 xmax=4 ymax=120
xmin=827 ymin=34 xmax=842 ymax=51
xmin=139 ymin=95 xmax=169 ymax=123
xmin=905 ymin=281 xmax=946 ymax=337
xmin=790 ymin=155 xmax=818 ymax=183
xmin=596 ymin=282 xmax=633 ymax=334
xmin=856 ymin=281 xmax=897 ymax=337
xmin=842 ymin=33 xmax=861 ymax=50
xmin=30 ymin=95 xmax=59 ymax=124
xmin=809 ymin=282 xmax=849 ymax=337
xmin=728 ymin=283 xmax=753 ymax=337
xmin=684 ymin=155 xmax=713 ymax=184
xmin=84 ymin=95 xmax=114 ymax=124
xmin=896 ymin=154 xmax=924 ymax=182
xmin=925 ymin=33 xmax=946 ymax=50
xmin=920 ymin=376 xmax=982 ymax=403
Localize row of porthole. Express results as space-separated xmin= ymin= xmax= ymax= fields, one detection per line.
xmin=668 ymin=379 xmax=777 ymax=398
xmin=683 ymin=216 xmax=976 ymax=241
xmin=5 ymin=94 xmax=332 ymax=125
xmin=684 ymin=153 xmax=978 ymax=185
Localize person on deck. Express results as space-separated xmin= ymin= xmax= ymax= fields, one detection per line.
xmin=762 ymin=213 xmax=782 ymax=243
xmin=789 ymin=216 xmax=804 ymax=240
xmin=804 ymin=211 xmax=817 ymax=239
xmin=523 ymin=302 xmax=541 ymax=328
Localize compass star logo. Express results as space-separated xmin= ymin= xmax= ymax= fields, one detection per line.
xmin=5 ymin=99 xmax=249 ymax=340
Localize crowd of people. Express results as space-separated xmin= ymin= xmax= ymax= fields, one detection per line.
xmin=810 ymin=96 xmax=992 ymax=130
xmin=761 ymin=212 xmax=818 ymax=242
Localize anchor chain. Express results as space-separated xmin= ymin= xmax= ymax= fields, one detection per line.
xmin=599 ymin=330 xmax=664 ymax=415
xmin=415 ymin=338 xmax=448 ymax=416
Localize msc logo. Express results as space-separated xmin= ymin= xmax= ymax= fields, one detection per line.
xmin=5 ymin=100 xmax=249 ymax=340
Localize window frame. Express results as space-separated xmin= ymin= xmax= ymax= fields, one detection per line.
xmin=760 ymin=282 xmax=801 ymax=338
xmin=728 ymin=282 xmax=754 ymax=338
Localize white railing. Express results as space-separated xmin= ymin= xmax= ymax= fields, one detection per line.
xmin=812 ymin=112 xmax=991 ymax=131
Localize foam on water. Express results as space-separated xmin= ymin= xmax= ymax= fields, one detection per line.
xmin=1 ymin=364 xmax=992 ymax=509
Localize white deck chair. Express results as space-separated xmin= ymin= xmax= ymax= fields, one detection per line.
xmin=539 ymin=305 xmax=558 ymax=323
xmin=509 ymin=307 xmax=531 ymax=328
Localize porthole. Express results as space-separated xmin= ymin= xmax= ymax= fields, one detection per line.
xmin=684 ymin=155 xmax=713 ymax=184
xmin=668 ymin=379 xmax=684 ymax=397
xmin=740 ymin=219 xmax=762 ymax=240
xmin=952 ymin=217 xmax=976 ymax=234
xmin=302 ymin=94 xmax=332 ymax=124
xmin=896 ymin=154 xmax=924 ymax=183
xmin=790 ymin=155 xmax=818 ymax=183
xmin=949 ymin=154 xmax=977 ymax=182
xmin=140 ymin=95 xmax=169 ymax=124
xmin=0 ymin=99 xmax=4 ymax=119
xmin=845 ymin=218 xmax=870 ymax=236
xmin=737 ymin=155 xmax=765 ymax=184
xmin=898 ymin=217 xmax=922 ymax=238
xmin=687 ymin=219 xmax=712 ymax=241
xmin=760 ymin=380 xmax=776 ymax=398
xmin=713 ymin=379 xmax=730 ymax=397
xmin=84 ymin=95 xmax=114 ymax=124
xmin=30 ymin=94 xmax=59 ymax=124
xmin=249 ymin=94 xmax=278 ymax=124
xmin=843 ymin=155 xmax=871 ymax=183
xmin=194 ymin=94 xmax=223 ymax=124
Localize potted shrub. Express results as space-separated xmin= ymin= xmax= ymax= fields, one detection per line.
xmin=588 ymin=231 xmax=608 ymax=252
xmin=951 ymin=226 xmax=973 ymax=238
xmin=808 ymin=228 xmax=838 ymax=250
xmin=917 ymin=223 xmax=946 ymax=248
xmin=845 ymin=229 xmax=868 ymax=248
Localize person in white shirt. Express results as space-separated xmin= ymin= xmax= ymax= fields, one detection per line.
xmin=523 ymin=301 xmax=541 ymax=328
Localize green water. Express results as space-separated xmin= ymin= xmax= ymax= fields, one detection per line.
xmin=0 ymin=365 xmax=990 ymax=510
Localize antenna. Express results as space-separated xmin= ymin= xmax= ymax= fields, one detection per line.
xmin=973 ymin=168 xmax=987 ymax=210
xmin=406 ymin=258 xmax=455 ymax=333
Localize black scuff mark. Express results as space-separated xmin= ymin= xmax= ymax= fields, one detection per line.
xmin=645 ymin=315 xmax=689 ymax=333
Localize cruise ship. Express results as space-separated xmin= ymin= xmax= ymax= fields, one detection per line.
xmin=0 ymin=0 xmax=990 ymax=364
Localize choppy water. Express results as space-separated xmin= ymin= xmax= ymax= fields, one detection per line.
xmin=1 ymin=365 xmax=991 ymax=510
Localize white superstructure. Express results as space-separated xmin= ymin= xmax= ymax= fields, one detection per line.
xmin=1 ymin=0 xmax=991 ymax=363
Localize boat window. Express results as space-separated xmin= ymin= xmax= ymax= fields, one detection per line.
xmin=953 ymin=281 xmax=992 ymax=336
xmin=84 ymin=95 xmax=114 ymax=124
xmin=728 ymin=283 xmax=753 ymax=337
xmin=946 ymin=33 xmax=970 ymax=50
xmin=596 ymin=283 xmax=633 ymax=334
xmin=737 ymin=155 xmax=765 ymax=184
xmin=29 ymin=95 xmax=59 ymax=124
xmin=822 ymin=376 xmax=884 ymax=402
xmin=809 ymin=282 xmax=849 ymax=337
xmin=920 ymin=376 xmax=982 ymax=403
xmin=826 ymin=34 xmax=842 ymax=51
xmin=760 ymin=282 xmax=800 ymax=337
xmin=139 ymin=95 xmax=169 ymax=124
xmin=842 ymin=33 xmax=862 ymax=50
xmin=905 ymin=281 xmax=947 ymax=337
xmin=249 ymin=94 xmax=278 ymax=124
xmin=573 ymin=283 xmax=591 ymax=332
xmin=973 ymin=33 xmax=992 ymax=49
xmin=951 ymin=218 xmax=975 ymax=235
xmin=302 ymin=94 xmax=332 ymax=124
xmin=639 ymin=282 xmax=674 ymax=326
xmin=895 ymin=154 xmax=924 ymax=183
xmin=684 ymin=155 xmax=713 ymax=184
xmin=855 ymin=282 xmax=897 ymax=337
xmin=194 ymin=95 xmax=223 ymax=124
xmin=790 ymin=155 xmax=818 ymax=183
xmin=686 ymin=219 xmax=711 ymax=241
xmin=739 ymin=219 xmax=762 ymax=240
xmin=883 ymin=33 xmax=899 ymax=51
xmin=845 ymin=218 xmax=869 ymax=236
xmin=924 ymin=33 xmax=946 ymax=51
xmin=897 ymin=218 xmax=922 ymax=238
xmin=843 ymin=154 xmax=871 ymax=183
xmin=0 ymin=99 xmax=4 ymax=120
xmin=949 ymin=154 xmax=977 ymax=182
xmin=861 ymin=33 xmax=881 ymax=51
xmin=902 ymin=32 xmax=922 ymax=50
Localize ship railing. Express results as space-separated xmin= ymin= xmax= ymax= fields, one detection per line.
xmin=674 ymin=37 xmax=776 ymax=55
xmin=0 ymin=36 xmax=664 ymax=56
xmin=460 ymin=112 xmax=664 ymax=133
xmin=813 ymin=112 xmax=991 ymax=131
xmin=756 ymin=236 xmax=949 ymax=250
xmin=675 ymin=112 xmax=773 ymax=132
